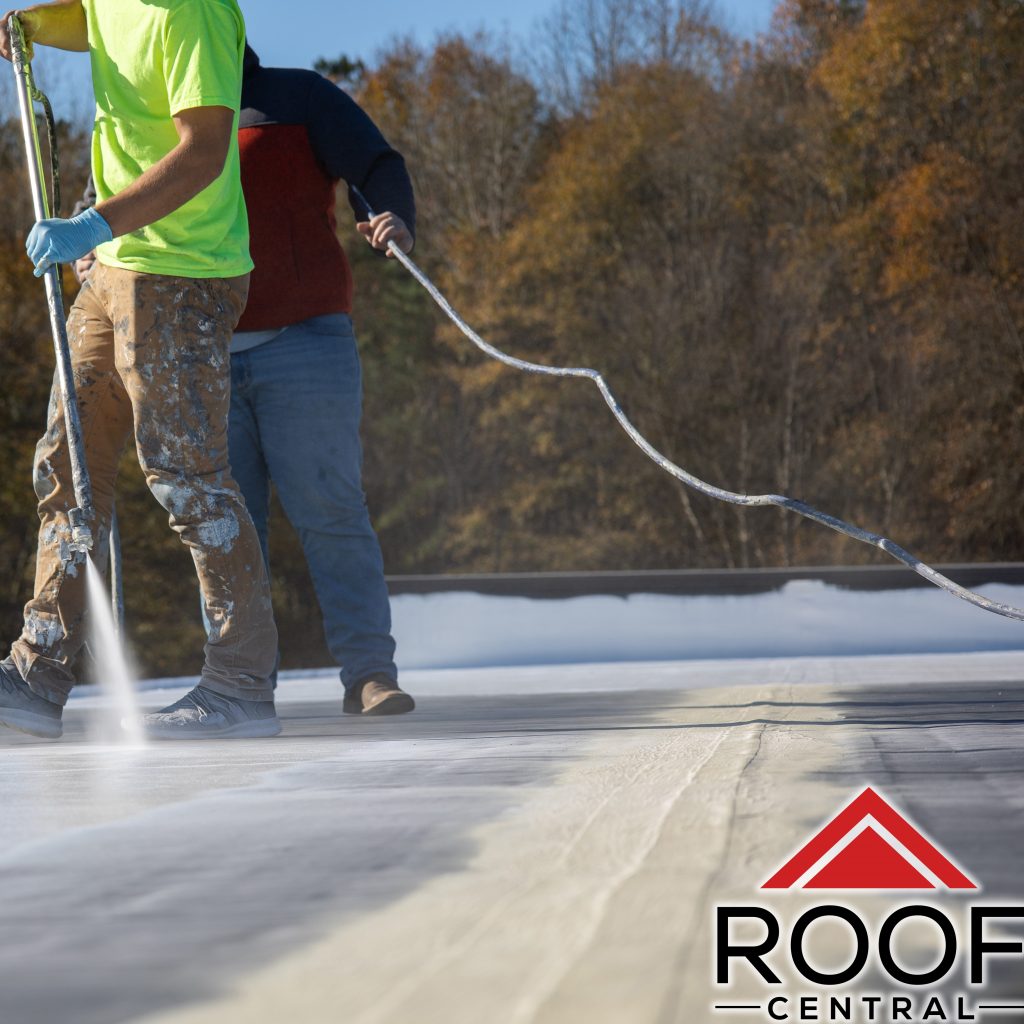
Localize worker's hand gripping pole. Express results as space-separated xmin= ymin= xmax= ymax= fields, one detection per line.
xmin=9 ymin=14 xmax=94 ymax=553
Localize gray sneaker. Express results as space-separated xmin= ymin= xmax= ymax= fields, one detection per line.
xmin=137 ymin=685 xmax=281 ymax=740
xmin=0 ymin=658 xmax=63 ymax=739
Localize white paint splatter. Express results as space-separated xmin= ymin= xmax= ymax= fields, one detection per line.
xmin=196 ymin=514 xmax=240 ymax=552
xmin=24 ymin=612 xmax=64 ymax=650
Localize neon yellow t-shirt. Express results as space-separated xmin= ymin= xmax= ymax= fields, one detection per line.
xmin=83 ymin=0 xmax=253 ymax=278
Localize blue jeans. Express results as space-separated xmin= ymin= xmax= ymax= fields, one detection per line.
xmin=228 ymin=314 xmax=397 ymax=691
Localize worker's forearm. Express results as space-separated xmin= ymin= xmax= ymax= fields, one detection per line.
xmin=20 ymin=0 xmax=88 ymax=51
xmin=96 ymin=142 xmax=225 ymax=238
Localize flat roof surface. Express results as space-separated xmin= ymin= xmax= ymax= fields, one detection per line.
xmin=2 ymin=652 xmax=1022 ymax=1024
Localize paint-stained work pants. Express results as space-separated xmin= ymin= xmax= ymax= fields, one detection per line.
xmin=11 ymin=262 xmax=278 ymax=706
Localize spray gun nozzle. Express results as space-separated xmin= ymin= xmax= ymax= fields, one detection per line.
xmin=68 ymin=508 xmax=94 ymax=554
xmin=70 ymin=528 xmax=94 ymax=554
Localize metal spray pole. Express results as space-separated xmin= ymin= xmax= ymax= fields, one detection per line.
xmin=9 ymin=14 xmax=94 ymax=554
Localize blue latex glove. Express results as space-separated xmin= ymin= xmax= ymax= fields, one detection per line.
xmin=26 ymin=207 xmax=113 ymax=278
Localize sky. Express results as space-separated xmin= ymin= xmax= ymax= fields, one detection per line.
xmin=14 ymin=0 xmax=779 ymax=118
xmin=240 ymin=0 xmax=778 ymax=71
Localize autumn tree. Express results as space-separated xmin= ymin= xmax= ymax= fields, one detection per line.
xmin=348 ymin=34 xmax=551 ymax=570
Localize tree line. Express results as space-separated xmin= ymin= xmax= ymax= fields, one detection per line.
xmin=0 ymin=0 xmax=1021 ymax=677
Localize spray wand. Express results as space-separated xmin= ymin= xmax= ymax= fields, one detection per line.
xmin=352 ymin=187 xmax=1024 ymax=623
xmin=9 ymin=13 xmax=94 ymax=554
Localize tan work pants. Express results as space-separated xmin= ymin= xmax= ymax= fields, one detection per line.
xmin=11 ymin=262 xmax=278 ymax=705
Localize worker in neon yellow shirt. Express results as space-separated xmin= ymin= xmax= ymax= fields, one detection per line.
xmin=0 ymin=0 xmax=281 ymax=740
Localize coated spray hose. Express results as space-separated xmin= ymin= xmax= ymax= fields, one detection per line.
xmin=352 ymin=187 xmax=1024 ymax=623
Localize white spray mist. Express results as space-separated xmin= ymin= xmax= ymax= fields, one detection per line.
xmin=85 ymin=559 xmax=146 ymax=747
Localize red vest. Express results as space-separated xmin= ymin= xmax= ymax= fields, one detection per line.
xmin=236 ymin=123 xmax=352 ymax=332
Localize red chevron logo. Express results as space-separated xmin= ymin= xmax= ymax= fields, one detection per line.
xmin=762 ymin=787 xmax=977 ymax=891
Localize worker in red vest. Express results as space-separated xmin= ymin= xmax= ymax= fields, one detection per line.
xmin=77 ymin=43 xmax=417 ymax=723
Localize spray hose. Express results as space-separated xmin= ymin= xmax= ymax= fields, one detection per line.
xmin=352 ymin=188 xmax=1024 ymax=623
xmin=36 ymin=86 xmax=60 ymax=217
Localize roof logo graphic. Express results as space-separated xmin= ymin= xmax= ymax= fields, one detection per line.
xmin=763 ymin=787 xmax=978 ymax=891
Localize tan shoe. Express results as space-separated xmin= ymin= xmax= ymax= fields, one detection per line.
xmin=343 ymin=674 xmax=415 ymax=716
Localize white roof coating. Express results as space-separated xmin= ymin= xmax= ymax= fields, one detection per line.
xmin=1 ymin=642 xmax=1021 ymax=1024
